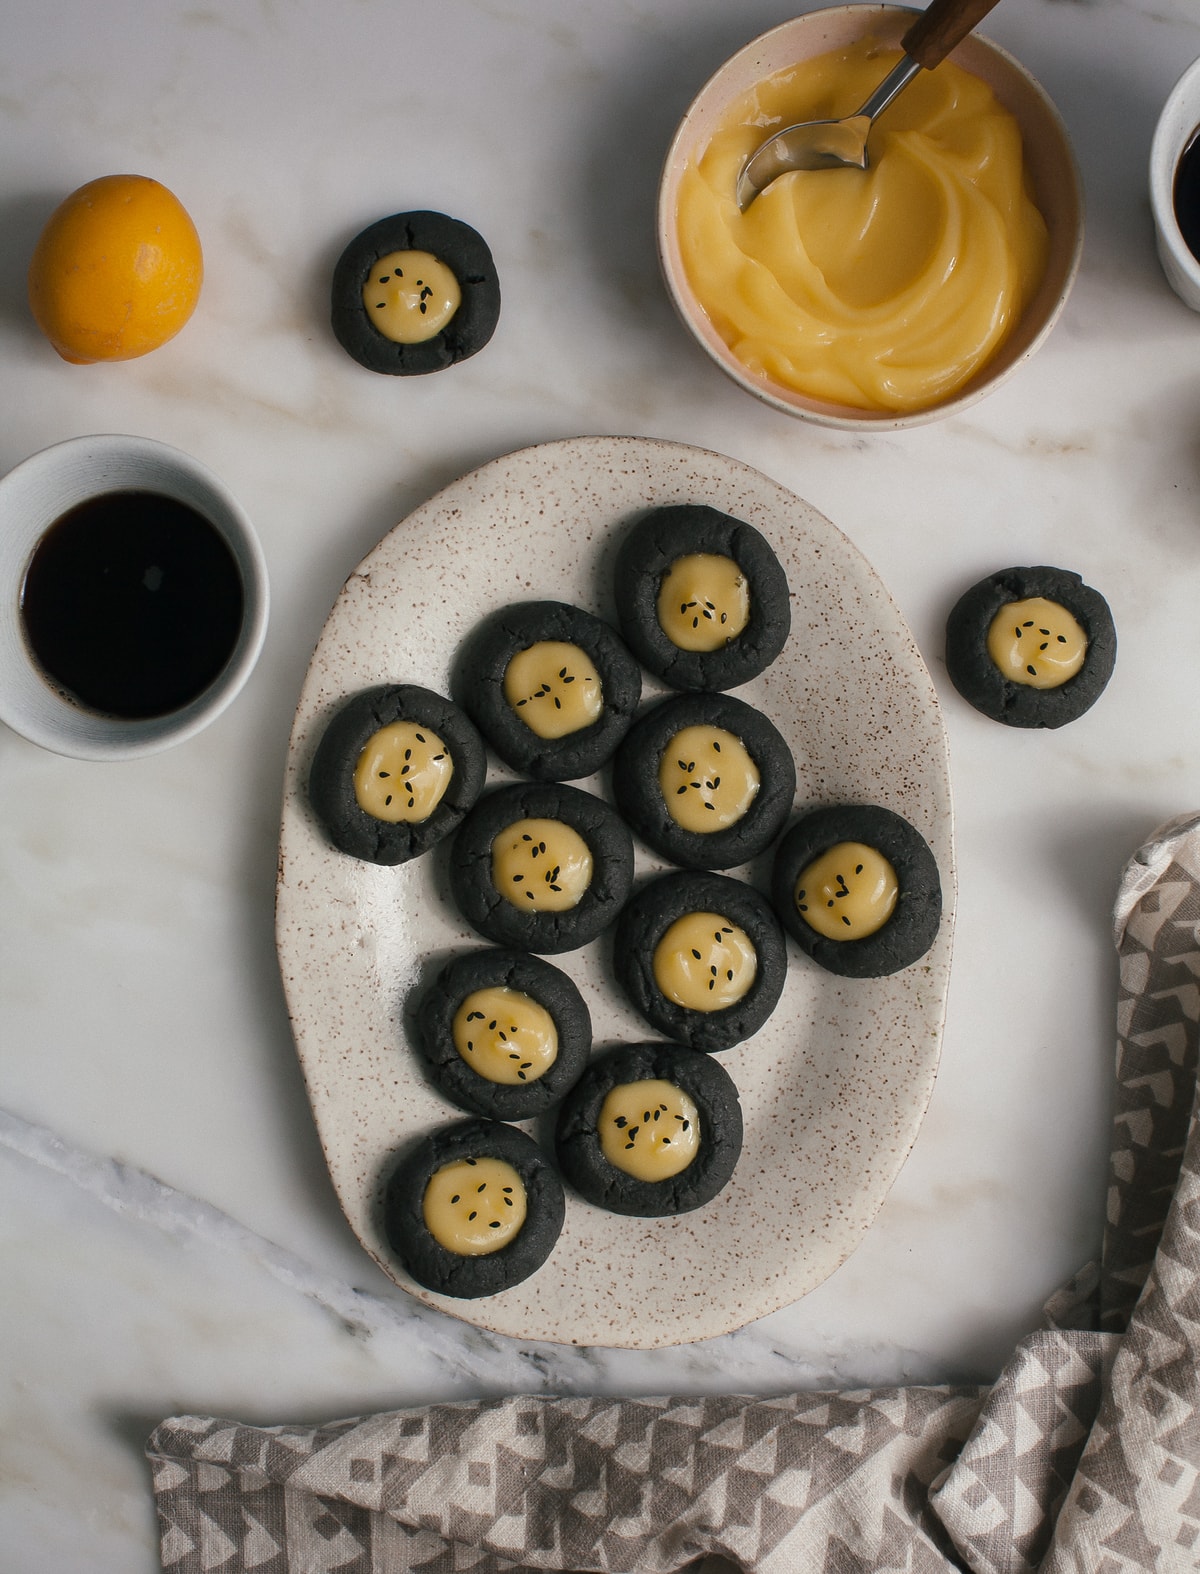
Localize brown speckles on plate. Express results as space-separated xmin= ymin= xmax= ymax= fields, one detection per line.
xmin=275 ymin=436 xmax=954 ymax=1349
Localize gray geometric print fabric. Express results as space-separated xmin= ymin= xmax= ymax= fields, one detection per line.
xmin=1037 ymin=813 xmax=1200 ymax=1573
xmin=150 ymin=1390 xmax=984 ymax=1574
xmin=148 ymin=814 xmax=1200 ymax=1574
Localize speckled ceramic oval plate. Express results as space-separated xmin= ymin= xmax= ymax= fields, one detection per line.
xmin=276 ymin=436 xmax=954 ymax=1348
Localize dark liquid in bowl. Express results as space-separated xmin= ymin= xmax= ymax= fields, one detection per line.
xmin=20 ymin=490 xmax=244 ymax=719
xmin=1174 ymin=129 xmax=1200 ymax=264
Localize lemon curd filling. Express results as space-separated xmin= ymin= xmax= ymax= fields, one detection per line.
xmin=676 ymin=38 xmax=1049 ymax=413
xmin=353 ymin=720 xmax=453 ymax=823
xmin=794 ymin=841 xmax=898 ymax=941
xmin=491 ymin=817 xmax=593 ymax=912
xmin=503 ymin=640 xmax=604 ymax=739
xmin=659 ymin=725 xmax=760 ymax=833
xmin=451 ymin=985 xmax=559 ymax=1085
xmin=653 ymin=911 xmax=758 ymax=1011
xmin=422 ymin=1157 xmax=527 ymax=1255
xmin=363 ymin=249 xmax=461 ymax=344
xmin=657 ymin=554 xmax=751 ymax=652
xmin=598 ymin=1079 xmax=700 ymax=1181
xmin=986 ymin=596 xmax=1087 ymax=689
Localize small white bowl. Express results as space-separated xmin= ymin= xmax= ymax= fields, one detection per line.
xmin=0 ymin=434 xmax=269 ymax=760
xmin=657 ymin=4 xmax=1084 ymax=431
xmin=1150 ymin=55 xmax=1200 ymax=312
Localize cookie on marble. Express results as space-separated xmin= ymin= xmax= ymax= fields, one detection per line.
xmin=612 ymin=691 xmax=795 ymax=870
xmin=308 ymin=684 xmax=486 ymax=865
xmin=458 ymin=600 xmax=641 ymax=781
xmin=413 ymin=948 xmax=592 ymax=1121
xmin=383 ymin=1119 xmax=564 ymax=1299
xmin=771 ymin=804 xmax=941 ymax=978
xmin=331 ymin=210 xmax=500 ymax=375
xmin=555 ymin=1042 xmax=743 ymax=1217
xmin=614 ymin=505 xmax=791 ymax=691
xmin=614 ymin=869 xmax=787 ymax=1051
xmin=449 ymin=782 xmax=634 ymax=954
xmin=945 ymin=565 xmax=1116 ymax=728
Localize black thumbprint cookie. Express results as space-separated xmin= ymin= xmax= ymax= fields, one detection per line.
xmin=449 ymin=782 xmax=634 ymax=954
xmin=614 ymin=870 xmax=787 ymax=1051
xmin=308 ymin=684 xmax=486 ymax=865
xmin=613 ymin=505 xmax=791 ymax=691
xmin=771 ymin=804 xmax=942 ymax=978
xmin=612 ymin=691 xmax=795 ymax=870
xmin=331 ymin=210 xmax=500 ymax=375
xmin=945 ymin=565 xmax=1116 ymax=728
xmin=414 ymin=948 xmax=592 ymax=1120
xmin=382 ymin=1119 xmax=564 ymax=1299
xmin=555 ymin=1042 xmax=743 ymax=1217
xmin=457 ymin=600 xmax=641 ymax=781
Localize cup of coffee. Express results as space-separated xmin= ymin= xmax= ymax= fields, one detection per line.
xmin=1150 ymin=54 xmax=1200 ymax=313
xmin=0 ymin=434 xmax=269 ymax=760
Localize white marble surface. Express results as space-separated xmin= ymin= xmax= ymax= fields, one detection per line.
xmin=2 ymin=0 xmax=1199 ymax=1567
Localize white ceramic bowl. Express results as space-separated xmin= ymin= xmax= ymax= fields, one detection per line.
xmin=1150 ymin=55 xmax=1200 ymax=312
xmin=0 ymin=434 xmax=269 ymax=760
xmin=657 ymin=4 xmax=1084 ymax=431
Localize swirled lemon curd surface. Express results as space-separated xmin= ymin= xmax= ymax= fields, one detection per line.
xmin=677 ymin=39 xmax=1049 ymax=413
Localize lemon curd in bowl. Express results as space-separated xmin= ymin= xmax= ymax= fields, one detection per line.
xmin=659 ymin=6 xmax=1082 ymax=430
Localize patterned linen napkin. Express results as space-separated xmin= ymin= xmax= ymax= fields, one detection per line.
xmin=147 ymin=814 xmax=1200 ymax=1574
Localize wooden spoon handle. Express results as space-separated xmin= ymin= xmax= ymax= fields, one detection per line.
xmin=901 ymin=0 xmax=1004 ymax=71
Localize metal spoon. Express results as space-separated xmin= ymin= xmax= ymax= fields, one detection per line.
xmin=736 ymin=0 xmax=1005 ymax=211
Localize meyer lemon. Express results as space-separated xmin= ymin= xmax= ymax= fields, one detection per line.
xmin=27 ymin=174 xmax=203 ymax=363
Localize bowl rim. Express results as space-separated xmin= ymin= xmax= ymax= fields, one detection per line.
xmin=656 ymin=2 xmax=1085 ymax=432
xmin=0 ymin=433 xmax=269 ymax=760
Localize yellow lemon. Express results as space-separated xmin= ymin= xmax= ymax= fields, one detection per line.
xmin=28 ymin=174 xmax=203 ymax=363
